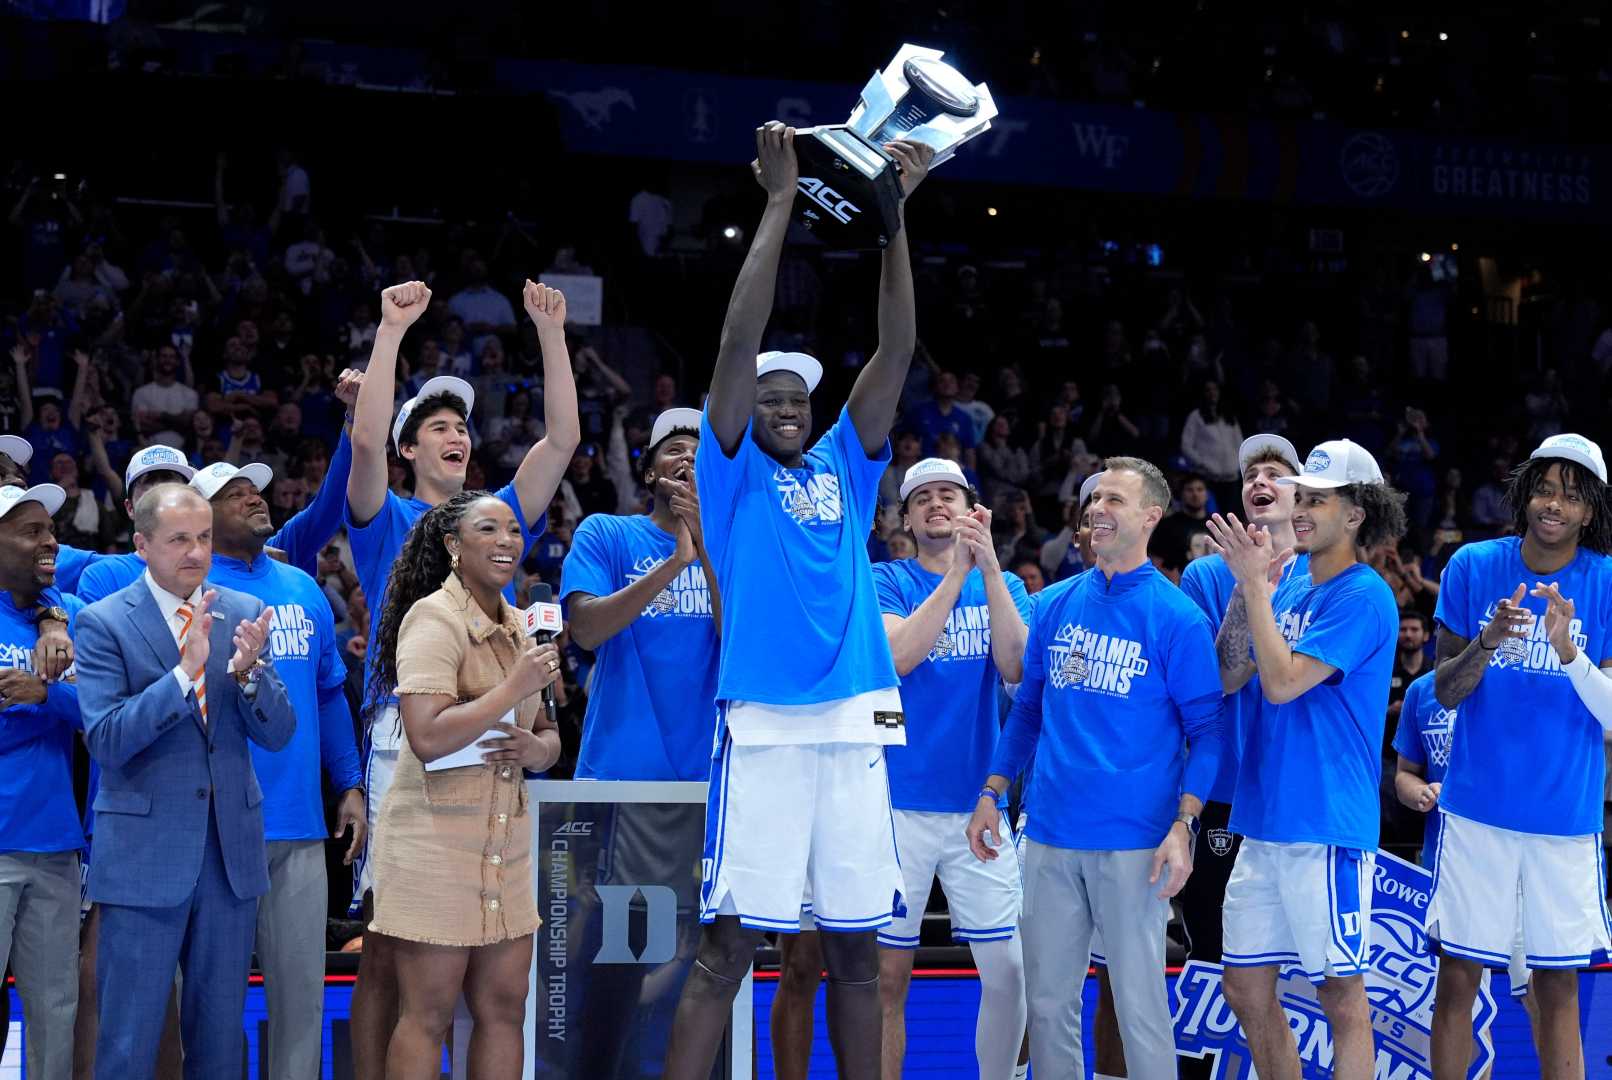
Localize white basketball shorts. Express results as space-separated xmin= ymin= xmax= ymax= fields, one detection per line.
xmin=879 ymin=808 xmax=1021 ymax=948
xmin=1428 ymin=810 xmax=1612 ymax=971
xmin=700 ymin=726 xmax=905 ymax=933
xmin=1222 ymin=839 xmax=1374 ymax=984
xmin=353 ymin=706 xmax=402 ymax=902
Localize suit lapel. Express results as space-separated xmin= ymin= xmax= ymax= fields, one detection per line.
xmin=128 ymin=587 xmax=181 ymax=673
xmin=204 ymin=596 xmax=235 ymax=742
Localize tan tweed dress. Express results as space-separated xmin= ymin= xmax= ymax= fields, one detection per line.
xmin=369 ymin=575 xmax=542 ymax=946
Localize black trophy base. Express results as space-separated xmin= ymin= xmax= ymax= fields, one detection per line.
xmin=791 ymin=124 xmax=904 ymax=250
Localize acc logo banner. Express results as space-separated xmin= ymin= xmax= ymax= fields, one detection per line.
xmin=1173 ymin=851 xmax=1497 ymax=1079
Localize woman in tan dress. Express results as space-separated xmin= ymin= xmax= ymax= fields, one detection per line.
xmin=366 ymin=489 xmax=562 ymax=1079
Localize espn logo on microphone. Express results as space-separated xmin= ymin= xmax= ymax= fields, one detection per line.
xmin=525 ymin=600 xmax=563 ymax=636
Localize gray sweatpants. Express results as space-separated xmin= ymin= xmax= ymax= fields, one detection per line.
xmin=0 ymin=850 xmax=80 ymax=1080
xmin=1020 ymin=839 xmax=1176 ymax=1080
xmin=255 ymin=840 xmax=328 ymax=1080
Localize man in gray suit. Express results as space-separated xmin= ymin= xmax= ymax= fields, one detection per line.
xmin=75 ymin=484 xmax=296 ymax=1077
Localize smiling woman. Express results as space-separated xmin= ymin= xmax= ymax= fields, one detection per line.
xmin=363 ymin=490 xmax=562 ymax=1077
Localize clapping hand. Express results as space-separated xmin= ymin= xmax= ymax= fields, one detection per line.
xmin=1205 ymin=513 xmax=1291 ymax=594
xmin=1530 ymin=581 xmax=1577 ymax=664
xmin=229 ymin=607 xmax=275 ymax=673
xmin=1479 ymin=584 xmax=1533 ymax=652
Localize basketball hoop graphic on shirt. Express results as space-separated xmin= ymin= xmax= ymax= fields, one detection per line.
xmin=929 ymin=630 xmax=956 ymax=660
xmin=1491 ymin=635 xmax=1528 ymax=669
xmin=1425 ymin=706 xmax=1455 ymax=769
xmin=1058 ymin=648 xmax=1090 ymax=685
xmin=648 ymin=588 xmax=677 ymax=615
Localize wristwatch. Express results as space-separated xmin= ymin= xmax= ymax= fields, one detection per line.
xmin=1175 ymin=811 xmax=1199 ymax=833
xmin=232 ymin=658 xmax=270 ymax=687
xmin=33 ymin=605 xmax=69 ymax=625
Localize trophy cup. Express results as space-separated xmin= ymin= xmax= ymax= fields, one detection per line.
xmin=792 ymin=44 xmax=997 ymax=249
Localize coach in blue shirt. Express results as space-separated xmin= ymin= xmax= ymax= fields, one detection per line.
xmin=0 ymin=482 xmax=84 ymax=1079
xmin=190 ymin=459 xmax=363 ymax=1080
xmin=969 ymin=456 xmax=1224 ymax=1080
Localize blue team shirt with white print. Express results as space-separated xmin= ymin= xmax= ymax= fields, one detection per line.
xmin=695 ymin=406 xmax=896 ymax=706
xmin=1232 ymin=562 xmax=1397 ymax=851
xmin=873 ymin=559 xmax=1034 ymax=812
xmin=560 ymin=513 xmax=719 ymax=781
xmin=1434 ymin=536 xmax=1612 ymax=836
xmin=1178 ymin=552 xmax=1310 ymax=806
xmin=1392 ymin=671 xmax=1455 ymax=865
xmin=990 ymin=562 xmax=1225 ymax=851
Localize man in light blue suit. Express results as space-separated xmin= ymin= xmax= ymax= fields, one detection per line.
xmin=74 ymin=484 xmax=295 ymax=1078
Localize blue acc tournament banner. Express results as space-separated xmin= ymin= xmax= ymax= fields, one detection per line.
xmin=1173 ymin=851 xmax=1496 ymax=1080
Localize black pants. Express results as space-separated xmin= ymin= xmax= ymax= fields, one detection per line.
xmin=1177 ymin=801 xmax=1240 ymax=1080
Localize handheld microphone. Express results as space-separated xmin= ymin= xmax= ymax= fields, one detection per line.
xmin=524 ymin=582 xmax=564 ymax=729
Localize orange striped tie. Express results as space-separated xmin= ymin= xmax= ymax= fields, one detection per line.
xmin=178 ymin=602 xmax=207 ymax=724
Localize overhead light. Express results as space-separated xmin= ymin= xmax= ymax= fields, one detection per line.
xmin=1400 ymin=29 xmax=1409 ymax=39
xmin=1450 ymin=243 xmax=1459 ymax=252
xmin=986 ymin=207 xmax=998 ymax=217
xmin=1420 ymin=252 xmax=1432 ymax=262
xmin=721 ymin=226 xmax=739 ymax=240
xmin=1438 ymin=31 xmax=1449 ymax=41
xmin=52 ymin=173 xmax=66 ymax=181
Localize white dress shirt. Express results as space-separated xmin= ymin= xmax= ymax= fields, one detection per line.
xmin=144 ymin=570 xmax=206 ymax=700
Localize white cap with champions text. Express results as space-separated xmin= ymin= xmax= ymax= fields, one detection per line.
xmin=0 ymin=483 xmax=66 ymax=520
xmin=1530 ymin=433 xmax=1607 ymax=484
xmin=1238 ymin=433 xmax=1302 ymax=475
xmin=649 ymin=407 xmax=703 ymax=449
xmin=393 ymin=375 xmax=476 ymax=453
xmin=1278 ymin=439 xmax=1385 ymax=490
xmin=190 ymin=461 xmax=273 ymax=501
xmin=755 ymin=351 xmax=822 ymax=393
xmin=899 ymin=457 xmax=970 ymax=501
xmin=124 ymin=443 xmax=196 ymax=490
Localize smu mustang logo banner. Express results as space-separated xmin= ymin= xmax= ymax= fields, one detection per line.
xmin=1173 ymin=851 xmax=1497 ymax=1079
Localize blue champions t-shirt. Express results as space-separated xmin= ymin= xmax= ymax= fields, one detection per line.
xmin=990 ymin=562 xmax=1225 ymax=851
xmin=1231 ymin=562 xmax=1397 ymax=851
xmin=873 ymin=560 xmax=1034 ymax=813
xmin=208 ymin=553 xmax=360 ymax=841
xmin=74 ymin=551 xmax=145 ymax=605
xmin=695 ymin=406 xmax=896 ymax=706
xmin=53 ymin=543 xmax=98 ymax=596
xmin=1392 ymin=671 xmax=1455 ymax=865
xmin=1178 ymin=552 xmax=1310 ymax=806
xmin=347 ymin=485 xmax=544 ymax=713
xmin=560 ymin=514 xmax=720 ymax=781
xmin=1433 ymin=536 xmax=1612 ymax=836
xmin=0 ymin=588 xmax=85 ymax=853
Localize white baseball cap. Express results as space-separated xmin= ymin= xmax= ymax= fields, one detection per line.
xmin=756 ymin=351 xmax=822 ymax=393
xmin=393 ymin=375 xmax=476 ymax=453
xmin=190 ymin=461 xmax=273 ymax=501
xmin=649 ymin=407 xmax=703 ymax=450
xmin=1078 ymin=470 xmax=1105 ymax=509
xmin=1530 ymin=433 xmax=1607 ymax=484
xmin=0 ymin=483 xmax=65 ymax=520
xmin=1238 ymin=433 xmax=1302 ymax=475
xmin=1278 ymin=439 xmax=1384 ymax=490
xmin=0 ymin=435 xmax=33 ymax=469
xmin=124 ymin=443 xmax=196 ymax=490
xmin=899 ymin=457 xmax=970 ymax=501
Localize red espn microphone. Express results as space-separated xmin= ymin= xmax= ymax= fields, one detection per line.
xmin=524 ymin=582 xmax=564 ymax=728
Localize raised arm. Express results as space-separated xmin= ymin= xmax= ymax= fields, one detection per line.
xmin=883 ymin=546 xmax=971 ymax=676
xmin=11 ymin=345 xmax=34 ymax=430
xmin=348 ymin=282 xmax=430 ymax=528
xmin=845 ymin=140 xmax=934 ymax=455
xmin=1215 ymin=588 xmax=1258 ymax=694
xmin=708 ymin=122 xmax=799 ymax=454
xmin=510 ymin=281 xmax=581 ymax=527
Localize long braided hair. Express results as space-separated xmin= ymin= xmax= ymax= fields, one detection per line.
xmin=367 ymin=489 xmax=489 ymax=709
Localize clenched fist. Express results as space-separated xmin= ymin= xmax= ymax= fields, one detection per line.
xmin=380 ymin=281 xmax=432 ymax=328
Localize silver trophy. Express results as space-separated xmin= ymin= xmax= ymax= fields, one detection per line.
xmin=792 ymin=44 xmax=997 ymax=249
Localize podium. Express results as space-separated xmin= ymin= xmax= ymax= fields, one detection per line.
xmin=449 ymin=780 xmax=748 ymax=1080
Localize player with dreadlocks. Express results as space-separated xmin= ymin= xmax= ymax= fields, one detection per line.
xmin=1427 ymin=433 xmax=1612 ymax=1080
